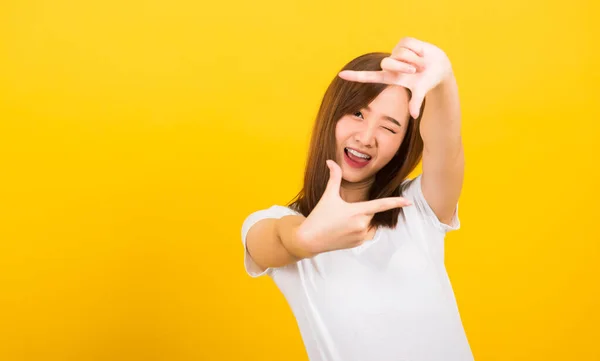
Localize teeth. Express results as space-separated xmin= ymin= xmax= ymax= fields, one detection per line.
xmin=347 ymin=148 xmax=371 ymax=159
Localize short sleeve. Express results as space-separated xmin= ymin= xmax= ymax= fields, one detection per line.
xmin=400 ymin=174 xmax=460 ymax=234
xmin=241 ymin=205 xmax=301 ymax=278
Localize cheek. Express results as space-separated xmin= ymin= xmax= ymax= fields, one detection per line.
xmin=377 ymin=137 xmax=404 ymax=162
xmin=335 ymin=118 xmax=353 ymax=145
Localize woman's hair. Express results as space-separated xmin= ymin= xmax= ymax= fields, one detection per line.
xmin=288 ymin=52 xmax=425 ymax=229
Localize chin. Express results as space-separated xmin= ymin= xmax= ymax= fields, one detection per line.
xmin=340 ymin=164 xmax=375 ymax=183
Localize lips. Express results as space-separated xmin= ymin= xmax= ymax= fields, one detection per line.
xmin=345 ymin=147 xmax=372 ymax=160
xmin=344 ymin=147 xmax=372 ymax=169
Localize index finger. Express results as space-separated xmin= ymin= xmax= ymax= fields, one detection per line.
xmin=357 ymin=197 xmax=413 ymax=215
xmin=394 ymin=37 xmax=425 ymax=57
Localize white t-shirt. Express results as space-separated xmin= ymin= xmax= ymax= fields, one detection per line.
xmin=241 ymin=175 xmax=475 ymax=361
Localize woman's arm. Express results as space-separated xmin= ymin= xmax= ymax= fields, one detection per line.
xmin=420 ymin=74 xmax=465 ymax=225
xmin=246 ymin=215 xmax=313 ymax=273
xmin=338 ymin=37 xmax=465 ymax=226
xmin=245 ymin=161 xmax=412 ymax=273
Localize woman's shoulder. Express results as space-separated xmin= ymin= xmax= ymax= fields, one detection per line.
xmin=265 ymin=204 xmax=302 ymax=216
xmin=401 ymin=174 xmax=421 ymax=186
xmin=398 ymin=174 xmax=461 ymax=234
xmin=400 ymin=174 xmax=422 ymax=197
xmin=244 ymin=204 xmax=302 ymax=222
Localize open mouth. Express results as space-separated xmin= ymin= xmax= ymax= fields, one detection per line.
xmin=344 ymin=147 xmax=372 ymax=168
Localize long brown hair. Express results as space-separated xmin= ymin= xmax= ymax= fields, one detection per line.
xmin=288 ymin=52 xmax=425 ymax=229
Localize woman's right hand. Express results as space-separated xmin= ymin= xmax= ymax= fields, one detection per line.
xmin=295 ymin=160 xmax=413 ymax=255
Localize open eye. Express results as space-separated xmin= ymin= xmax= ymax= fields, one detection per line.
xmin=353 ymin=111 xmax=364 ymax=119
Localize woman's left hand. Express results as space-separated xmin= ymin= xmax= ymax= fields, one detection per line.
xmin=338 ymin=37 xmax=453 ymax=119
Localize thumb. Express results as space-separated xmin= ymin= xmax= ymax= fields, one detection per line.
xmin=323 ymin=160 xmax=342 ymax=198
xmin=409 ymin=90 xmax=425 ymax=119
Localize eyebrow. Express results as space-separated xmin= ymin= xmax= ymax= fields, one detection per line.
xmin=364 ymin=106 xmax=402 ymax=127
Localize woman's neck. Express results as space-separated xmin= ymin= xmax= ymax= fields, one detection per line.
xmin=339 ymin=178 xmax=374 ymax=203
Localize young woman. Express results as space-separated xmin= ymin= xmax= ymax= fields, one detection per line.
xmin=241 ymin=37 xmax=474 ymax=361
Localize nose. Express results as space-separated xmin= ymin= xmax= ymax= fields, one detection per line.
xmin=354 ymin=122 xmax=376 ymax=148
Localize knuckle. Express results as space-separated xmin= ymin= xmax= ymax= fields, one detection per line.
xmin=401 ymin=36 xmax=415 ymax=44
xmin=352 ymin=225 xmax=364 ymax=234
xmin=392 ymin=45 xmax=407 ymax=55
xmin=355 ymin=219 xmax=369 ymax=231
xmin=380 ymin=58 xmax=390 ymax=69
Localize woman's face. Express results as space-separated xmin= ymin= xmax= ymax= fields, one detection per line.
xmin=335 ymin=85 xmax=411 ymax=184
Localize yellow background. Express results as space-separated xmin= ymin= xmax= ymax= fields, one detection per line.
xmin=1 ymin=0 xmax=598 ymax=360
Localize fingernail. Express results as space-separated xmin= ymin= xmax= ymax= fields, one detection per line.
xmin=408 ymin=66 xmax=416 ymax=73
